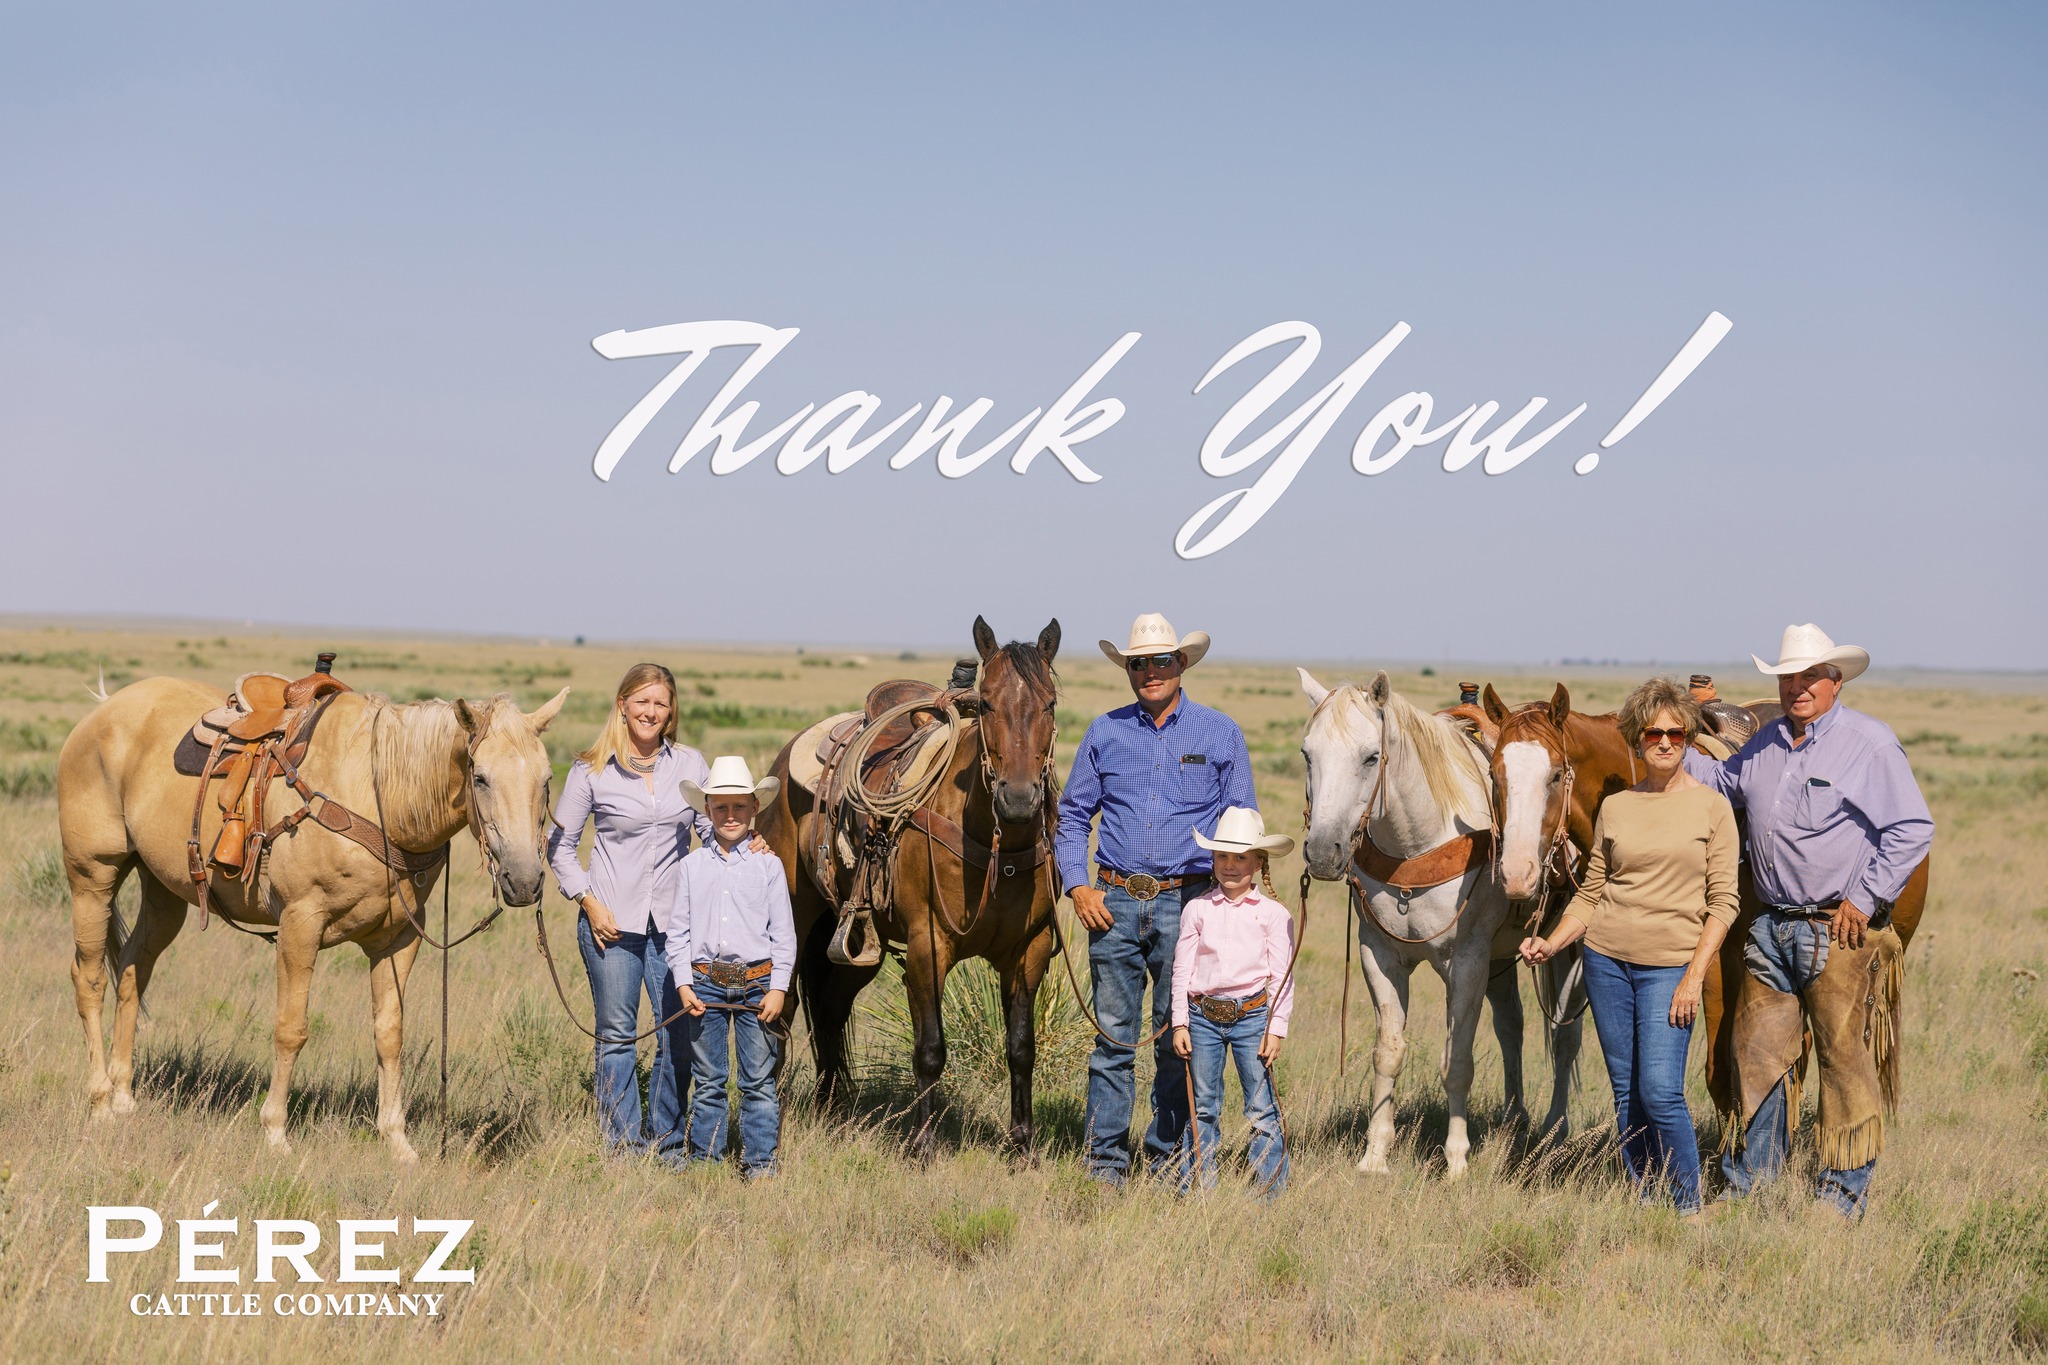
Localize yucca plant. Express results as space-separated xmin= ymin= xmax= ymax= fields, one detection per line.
xmin=857 ymin=911 xmax=1096 ymax=1104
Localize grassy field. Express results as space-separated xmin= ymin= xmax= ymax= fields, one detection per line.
xmin=2 ymin=621 xmax=2046 ymax=1361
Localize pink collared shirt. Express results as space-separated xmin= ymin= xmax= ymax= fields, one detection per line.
xmin=1170 ymin=885 xmax=1296 ymax=1035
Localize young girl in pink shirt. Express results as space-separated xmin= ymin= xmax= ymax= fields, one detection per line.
xmin=1170 ymin=805 xmax=1296 ymax=1198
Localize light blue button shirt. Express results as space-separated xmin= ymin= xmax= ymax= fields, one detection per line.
xmin=664 ymin=842 xmax=797 ymax=992
xmin=1683 ymin=702 xmax=1933 ymax=911
xmin=547 ymin=743 xmax=714 ymax=935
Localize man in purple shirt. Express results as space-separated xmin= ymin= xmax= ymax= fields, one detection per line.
xmin=1057 ymin=613 xmax=1256 ymax=1185
xmin=1683 ymin=624 xmax=1934 ymax=1217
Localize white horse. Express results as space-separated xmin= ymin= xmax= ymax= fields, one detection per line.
xmin=1298 ymin=669 xmax=1580 ymax=1176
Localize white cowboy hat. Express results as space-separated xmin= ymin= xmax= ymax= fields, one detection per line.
xmin=1192 ymin=806 xmax=1295 ymax=858
xmin=1099 ymin=612 xmax=1211 ymax=669
xmin=1752 ymin=623 xmax=1870 ymax=684
xmin=680 ymin=755 xmax=781 ymax=813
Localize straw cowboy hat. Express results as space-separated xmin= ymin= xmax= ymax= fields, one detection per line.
xmin=1192 ymin=806 xmax=1295 ymax=858
xmin=680 ymin=755 xmax=781 ymax=813
xmin=1099 ymin=612 xmax=1211 ymax=668
xmin=1752 ymin=623 xmax=1870 ymax=684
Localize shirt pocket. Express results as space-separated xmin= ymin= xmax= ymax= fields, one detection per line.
xmin=1177 ymin=755 xmax=1220 ymax=804
xmin=1795 ymin=777 xmax=1842 ymax=831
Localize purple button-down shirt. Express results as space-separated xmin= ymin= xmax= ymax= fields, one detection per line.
xmin=1683 ymin=701 xmax=1932 ymax=912
xmin=664 ymin=842 xmax=797 ymax=992
xmin=547 ymin=743 xmax=714 ymax=935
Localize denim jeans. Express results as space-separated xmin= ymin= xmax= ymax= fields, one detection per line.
xmin=1178 ymin=1000 xmax=1288 ymax=1200
xmin=1722 ymin=1077 xmax=1877 ymax=1215
xmin=1744 ymin=909 xmax=1831 ymax=995
xmin=575 ymin=914 xmax=690 ymax=1157
xmin=1082 ymin=877 xmax=1204 ymax=1183
xmin=685 ymin=967 xmax=783 ymax=1175
xmin=1580 ymin=947 xmax=1702 ymax=1214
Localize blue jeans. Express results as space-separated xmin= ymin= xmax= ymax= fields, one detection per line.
xmin=1179 ymin=1000 xmax=1288 ymax=1200
xmin=685 ymin=967 xmax=782 ymax=1175
xmin=576 ymin=914 xmax=690 ymax=1157
xmin=1580 ymin=948 xmax=1703 ymax=1214
xmin=1083 ymin=877 xmax=1203 ymax=1182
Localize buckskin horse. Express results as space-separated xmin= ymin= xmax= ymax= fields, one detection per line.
xmin=59 ymin=673 xmax=564 ymax=1161
xmin=756 ymin=618 xmax=1062 ymax=1156
xmin=1481 ymin=682 xmax=1930 ymax=1132
xmin=1298 ymin=668 xmax=1528 ymax=1177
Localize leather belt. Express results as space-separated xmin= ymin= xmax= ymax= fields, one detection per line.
xmin=1190 ymin=990 xmax=1269 ymax=1026
xmin=1767 ymin=903 xmax=1840 ymax=920
xmin=694 ymin=959 xmax=772 ymax=988
xmin=1099 ymin=868 xmax=1204 ymax=902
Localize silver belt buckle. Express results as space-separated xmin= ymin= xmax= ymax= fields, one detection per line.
xmin=1124 ymin=872 xmax=1160 ymax=901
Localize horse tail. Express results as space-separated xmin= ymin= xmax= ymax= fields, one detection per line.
xmin=84 ymin=665 xmax=110 ymax=704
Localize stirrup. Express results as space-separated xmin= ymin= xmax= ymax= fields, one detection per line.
xmin=827 ymin=907 xmax=883 ymax=967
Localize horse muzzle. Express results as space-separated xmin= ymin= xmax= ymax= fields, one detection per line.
xmin=494 ymin=863 xmax=546 ymax=908
xmin=1499 ymin=856 xmax=1543 ymax=902
xmin=990 ymin=780 xmax=1043 ymax=825
xmin=1302 ymin=831 xmax=1353 ymax=882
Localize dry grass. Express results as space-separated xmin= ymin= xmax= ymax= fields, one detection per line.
xmin=1 ymin=623 xmax=2045 ymax=1360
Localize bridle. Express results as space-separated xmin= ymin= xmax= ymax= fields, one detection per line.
xmin=1490 ymin=708 xmax=1590 ymax=1028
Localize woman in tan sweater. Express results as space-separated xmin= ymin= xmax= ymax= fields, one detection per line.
xmin=1521 ymin=677 xmax=1738 ymax=1215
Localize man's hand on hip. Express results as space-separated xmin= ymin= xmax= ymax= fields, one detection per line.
xmin=1072 ymin=885 xmax=1113 ymax=932
xmin=1831 ymin=899 xmax=1868 ymax=949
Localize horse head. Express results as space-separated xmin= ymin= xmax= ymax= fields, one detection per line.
xmin=454 ymin=687 xmax=568 ymax=906
xmin=1483 ymin=682 xmax=1573 ymax=901
xmin=971 ymin=615 xmax=1060 ymax=825
xmin=1297 ymin=667 xmax=1394 ymax=881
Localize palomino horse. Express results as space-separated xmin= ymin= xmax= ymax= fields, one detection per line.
xmin=757 ymin=619 xmax=1061 ymax=1155
xmin=1298 ymin=668 xmax=1531 ymax=1177
xmin=1481 ymin=683 xmax=1930 ymax=1125
xmin=59 ymin=676 xmax=564 ymax=1161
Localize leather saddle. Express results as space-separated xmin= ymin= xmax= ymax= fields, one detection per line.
xmin=185 ymin=664 xmax=351 ymax=890
xmin=803 ymin=673 xmax=980 ymax=967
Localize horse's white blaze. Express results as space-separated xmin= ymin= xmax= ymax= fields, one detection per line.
xmin=1498 ymin=740 xmax=1553 ymax=900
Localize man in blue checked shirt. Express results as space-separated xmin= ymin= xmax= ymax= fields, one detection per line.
xmin=1057 ymin=612 xmax=1256 ymax=1185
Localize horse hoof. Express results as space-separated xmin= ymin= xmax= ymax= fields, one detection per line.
xmin=390 ymin=1142 xmax=420 ymax=1166
xmin=1357 ymin=1153 xmax=1391 ymax=1175
xmin=110 ymin=1092 xmax=136 ymax=1116
xmin=264 ymin=1130 xmax=292 ymax=1155
xmin=1445 ymin=1157 xmax=1470 ymax=1181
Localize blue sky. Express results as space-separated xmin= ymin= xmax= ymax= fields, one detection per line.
xmin=4 ymin=2 xmax=2043 ymax=667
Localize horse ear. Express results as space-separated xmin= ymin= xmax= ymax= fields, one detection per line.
xmin=453 ymin=698 xmax=480 ymax=733
xmin=527 ymin=686 xmax=570 ymax=733
xmin=1297 ymin=667 xmax=1329 ymax=707
xmin=972 ymin=616 xmax=998 ymax=663
xmin=1481 ymin=683 xmax=1509 ymax=724
xmin=1550 ymin=683 xmax=1572 ymax=728
xmin=1369 ymin=670 xmax=1391 ymax=706
xmin=1037 ymin=619 xmax=1061 ymax=662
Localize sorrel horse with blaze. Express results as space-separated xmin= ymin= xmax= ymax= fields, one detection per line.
xmin=1481 ymin=682 xmax=1929 ymax=1123
xmin=757 ymin=618 xmax=1062 ymax=1155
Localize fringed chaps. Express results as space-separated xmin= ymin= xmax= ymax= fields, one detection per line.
xmin=1730 ymin=926 xmax=1904 ymax=1170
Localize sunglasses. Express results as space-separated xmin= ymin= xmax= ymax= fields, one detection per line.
xmin=1639 ymin=727 xmax=1689 ymax=746
xmin=1128 ymin=654 xmax=1179 ymax=672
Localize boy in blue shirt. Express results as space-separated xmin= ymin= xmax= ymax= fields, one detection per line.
xmin=667 ymin=757 xmax=796 ymax=1179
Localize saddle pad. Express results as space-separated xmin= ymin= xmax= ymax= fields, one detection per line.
xmin=1692 ymin=732 xmax=1734 ymax=762
xmin=787 ymin=712 xmax=862 ymax=795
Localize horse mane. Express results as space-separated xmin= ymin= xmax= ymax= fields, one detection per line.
xmin=355 ymin=695 xmax=471 ymax=849
xmin=1311 ymin=684 xmax=1488 ymax=828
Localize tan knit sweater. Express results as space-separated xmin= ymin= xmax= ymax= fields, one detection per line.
xmin=1565 ymin=785 xmax=1740 ymax=967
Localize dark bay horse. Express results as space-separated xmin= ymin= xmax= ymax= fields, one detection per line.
xmin=1481 ymin=683 xmax=1929 ymax=1123
xmin=757 ymin=618 xmax=1062 ymax=1155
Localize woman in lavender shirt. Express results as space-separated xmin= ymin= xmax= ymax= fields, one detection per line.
xmin=547 ymin=663 xmax=712 ymax=1160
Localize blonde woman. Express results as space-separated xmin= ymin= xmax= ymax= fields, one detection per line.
xmin=1521 ymin=677 xmax=1738 ymax=1215
xmin=548 ymin=663 xmax=712 ymax=1160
